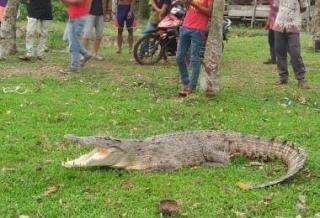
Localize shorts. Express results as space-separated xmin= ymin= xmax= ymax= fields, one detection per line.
xmin=83 ymin=15 xmax=105 ymax=39
xmin=116 ymin=5 xmax=136 ymax=28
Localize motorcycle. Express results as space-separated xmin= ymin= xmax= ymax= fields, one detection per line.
xmin=133 ymin=1 xmax=232 ymax=65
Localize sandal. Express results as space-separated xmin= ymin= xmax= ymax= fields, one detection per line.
xmin=178 ymin=85 xmax=192 ymax=97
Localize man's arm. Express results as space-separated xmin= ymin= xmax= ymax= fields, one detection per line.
xmin=188 ymin=0 xmax=213 ymax=17
xmin=159 ymin=3 xmax=170 ymax=19
xmin=129 ymin=0 xmax=135 ymax=14
xmin=104 ymin=0 xmax=113 ymax=21
xmin=151 ymin=0 xmax=161 ymax=12
xmin=127 ymin=0 xmax=135 ymax=18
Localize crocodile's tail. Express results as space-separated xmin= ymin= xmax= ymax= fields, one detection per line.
xmin=225 ymin=132 xmax=306 ymax=189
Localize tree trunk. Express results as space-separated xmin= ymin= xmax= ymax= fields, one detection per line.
xmin=138 ymin=0 xmax=149 ymax=19
xmin=199 ymin=0 xmax=225 ymax=95
xmin=311 ymin=0 xmax=320 ymax=51
xmin=0 ymin=0 xmax=20 ymax=59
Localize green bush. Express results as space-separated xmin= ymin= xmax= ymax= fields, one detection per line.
xmin=19 ymin=0 xmax=68 ymax=22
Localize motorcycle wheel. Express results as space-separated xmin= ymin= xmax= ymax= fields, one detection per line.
xmin=133 ymin=34 xmax=164 ymax=65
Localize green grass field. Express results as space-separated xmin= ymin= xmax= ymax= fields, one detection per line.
xmin=0 ymin=23 xmax=319 ymax=217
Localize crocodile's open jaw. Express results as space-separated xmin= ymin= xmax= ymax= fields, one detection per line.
xmin=63 ymin=147 xmax=125 ymax=168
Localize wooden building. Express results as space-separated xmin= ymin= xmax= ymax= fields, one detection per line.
xmin=224 ymin=0 xmax=314 ymax=28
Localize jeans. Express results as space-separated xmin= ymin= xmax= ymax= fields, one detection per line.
xmin=274 ymin=31 xmax=306 ymax=81
xmin=68 ymin=16 xmax=90 ymax=69
xmin=176 ymin=27 xmax=204 ymax=89
xmin=26 ymin=17 xmax=50 ymax=57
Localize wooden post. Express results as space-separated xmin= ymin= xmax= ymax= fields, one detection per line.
xmin=251 ymin=0 xmax=258 ymax=28
xmin=199 ymin=0 xmax=225 ymax=96
xmin=0 ymin=0 xmax=20 ymax=59
xmin=312 ymin=0 xmax=320 ymax=51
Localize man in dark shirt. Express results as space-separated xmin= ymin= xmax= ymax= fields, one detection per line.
xmin=144 ymin=0 xmax=171 ymax=34
xmin=82 ymin=0 xmax=112 ymax=60
xmin=19 ymin=0 xmax=52 ymax=61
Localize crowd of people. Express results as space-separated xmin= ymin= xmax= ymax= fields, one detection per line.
xmin=0 ymin=0 xmax=311 ymax=95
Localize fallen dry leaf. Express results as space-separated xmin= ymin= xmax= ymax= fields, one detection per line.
xmin=236 ymin=182 xmax=251 ymax=190
xmin=118 ymin=213 xmax=127 ymax=218
xmin=1 ymin=167 xmax=16 ymax=172
xmin=296 ymin=194 xmax=307 ymax=210
xmin=297 ymin=96 xmax=307 ymax=105
xmin=191 ymin=202 xmax=201 ymax=209
xmin=35 ymin=165 xmax=42 ymax=172
xmin=44 ymin=159 xmax=53 ymax=165
xmin=159 ymin=199 xmax=179 ymax=216
xmin=235 ymin=211 xmax=247 ymax=218
xmin=121 ymin=181 xmax=134 ymax=190
xmin=43 ymin=186 xmax=59 ymax=196
xmin=105 ymin=197 xmax=112 ymax=207
xmin=59 ymin=199 xmax=66 ymax=206
xmin=263 ymin=194 xmax=273 ymax=205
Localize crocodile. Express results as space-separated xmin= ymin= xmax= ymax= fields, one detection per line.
xmin=62 ymin=130 xmax=306 ymax=189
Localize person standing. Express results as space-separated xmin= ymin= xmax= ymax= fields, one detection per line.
xmin=144 ymin=0 xmax=171 ymax=34
xmin=82 ymin=0 xmax=112 ymax=61
xmin=19 ymin=0 xmax=52 ymax=61
xmin=115 ymin=0 xmax=135 ymax=54
xmin=263 ymin=0 xmax=278 ymax=64
xmin=176 ymin=0 xmax=213 ymax=96
xmin=62 ymin=0 xmax=92 ymax=73
xmin=0 ymin=0 xmax=7 ymax=26
xmin=272 ymin=0 xmax=309 ymax=88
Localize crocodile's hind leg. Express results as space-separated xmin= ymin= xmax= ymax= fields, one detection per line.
xmin=203 ymin=149 xmax=231 ymax=166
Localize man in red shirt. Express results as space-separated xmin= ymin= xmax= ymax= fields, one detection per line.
xmin=176 ymin=0 xmax=213 ymax=96
xmin=62 ymin=0 xmax=92 ymax=73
